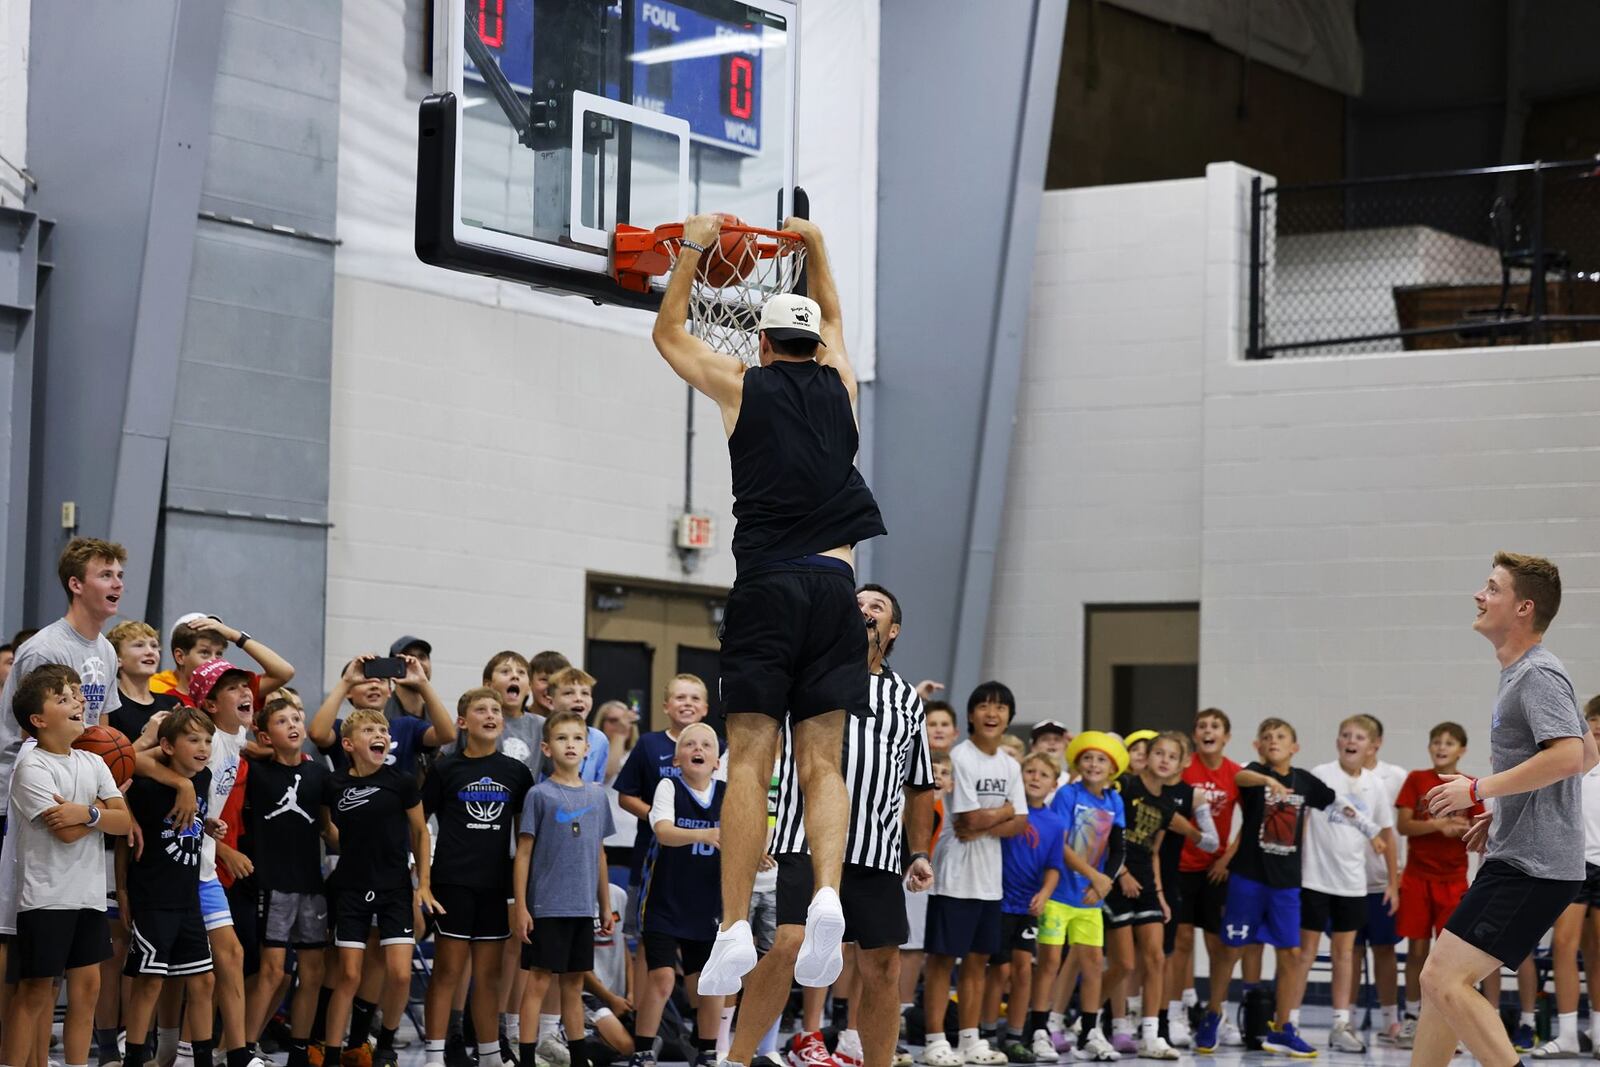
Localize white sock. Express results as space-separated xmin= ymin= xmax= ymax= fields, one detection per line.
xmin=1561 ymin=1012 xmax=1579 ymax=1046
xmin=1288 ymin=1009 xmax=1300 ymax=1028
xmin=1111 ymin=1018 xmax=1133 ymax=1036
xmin=1182 ymin=989 xmax=1198 ymax=1008
xmin=505 ymin=1015 xmax=520 ymax=1042
xmin=1221 ymin=1002 xmax=1236 ymax=1026
xmin=718 ymin=1007 xmax=738 ymax=1059
xmin=426 ymin=1040 xmax=447 ymax=1056
xmin=1523 ymin=1011 xmax=1538 ymax=1029
xmin=1140 ymin=1018 xmax=1157 ymax=1043
xmin=1049 ymin=1012 xmax=1066 ymax=1032
xmin=1332 ymin=1010 xmax=1349 ymax=1026
xmin=757 ymin=1017 xmax=781 ymax=1057
xmin=478 ymin=1045 xmax=503 ymax=1067
xmin=1167 ymin=1001 xmax=1183 ymax=1022
xmin=1381 ymin=1004 xmax=1398 ymax=1029
xmin=538 ymin=1014 xmax=562 ymax=1040
xmin=959 ymin=1028 xmax=981 ymax=1049
xmin=927 ymin=1034 xmax=950 ymax=1048
xmin=1128 ymin=996 xmax=1142 ymax=1019
xmin=157 ymin=1028 xmax=180 ymax=1064
xmin=838 ymin=1030 xmax=862 ymax=1056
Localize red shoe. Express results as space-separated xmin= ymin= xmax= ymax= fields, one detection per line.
xmin=786 ymin=1031 xmax=841 ymax=1067
xmin=341 ymin=1044 xmax=373 ymax=1067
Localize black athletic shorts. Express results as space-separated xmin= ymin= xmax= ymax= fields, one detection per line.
xmin=1299 ymin=888 xmax=1366 ymax=934
xmin=999 ymin=912 xmax=1039 ymax=957
xmin=331 ymin=886 xmax=415 ymax=949
xmin=1577 ymin=863 xmax=1600 ymax=909
xmin=1445 ymin=859 xmax=1583 ymax=967
xmin=640 ymin=929 xmax=713 ymax=976
xmin=432 ymin=884 xmax=511 ymax=942
xmin=775 ymin=854 xmax=908 ymax=950
xmin=718 ymin=559 xmax=870 ymax=723
xmin=1105 ymin=883 xmax=1164 ymax=928
xmin=125 ymin=904 xmax=213 ymax=978
xmin=1177 ymin=869 xmax=1226 ymax=934
xmin=10 ymin=908 xmax=112 ymax=981
xmin=524 ymin=915 xmax=596 ymax=974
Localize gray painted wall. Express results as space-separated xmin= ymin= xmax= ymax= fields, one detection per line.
xmin=871 ymin=0 xmax=1067 ymax=704
xmin=21 ymin=0 xmax=338 ymax=695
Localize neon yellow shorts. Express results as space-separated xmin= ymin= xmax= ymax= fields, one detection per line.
xmin=1039 ymin=899 xmax=1103 ymax=948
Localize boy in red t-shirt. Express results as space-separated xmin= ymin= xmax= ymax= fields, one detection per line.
xmin=1168 ymin=709 xmax=1241 ymax=1048
xmin=1394 ymin=721 xmax=1483 ymax=1044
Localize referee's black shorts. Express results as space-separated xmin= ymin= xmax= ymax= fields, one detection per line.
xmin=775 ymin=854 xmax=907 ymax=950
xmin=719 ymin=558 xmax=869 ymax=724
xmin=1446 ymin=858 xmax=1582 ymax=967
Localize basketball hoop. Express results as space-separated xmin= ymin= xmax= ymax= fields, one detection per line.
xmin=613 ymin=220 xmax=807 ymax=367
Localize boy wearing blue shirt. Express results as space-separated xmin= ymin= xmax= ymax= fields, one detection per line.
xmin=1040 ymin=731 xmax=1129 ymax=1063
xmin=1000 ymin=752 xmax=1068 ymax=1064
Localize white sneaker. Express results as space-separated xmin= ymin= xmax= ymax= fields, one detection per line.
xmin=1073 ymin=1030 xmax=1120 ymax=1062
xmin=958 ymin=1040 xmax=1006 ymax=1066
xmin=1165 ymin=1018 xmax=1191 ymax=1050
xmin=698 ymin=920 xmax=759 ymax=996
xmin=537 ymin=1035 xmax=572 ymax=1067
xmin=1032 ymin=1031 xmax=1061 ymax=1063
xmin=793 ymin=887 xmax=847 ymax=988
xmin=1329 ymin=1022 xmax=1366 ymax=1053
xmin=922 ymin=1039 xmax=964 ymax=1067
xmin=1135 ymin=1036 xmax=1178 ymax=1061
xmin=1217 ymin=1020 xmax=1243 ymax=1048
xmin=1398 ymin=1019 xmax=1418 ymax=1050
xmin=174 ymin=1043 xmax=193 ymax=1067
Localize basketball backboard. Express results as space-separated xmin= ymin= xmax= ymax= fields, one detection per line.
xmin=417 ymin=0 xmax=800 ymax=306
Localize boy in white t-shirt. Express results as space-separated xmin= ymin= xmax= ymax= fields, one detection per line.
xmin=1295 ymin=715 xmax=1394 ymax=1053
xmin=1359 ymin=716 xmax=1409 ymax=1043
xmin=5 ymin=665 xmax=131 ymax=1067
xmin=921 ymin=683 xmax=1029 ymax=1067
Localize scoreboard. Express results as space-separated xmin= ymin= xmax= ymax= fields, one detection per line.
xmin=466 ymin=0 xmax=771 ymax=156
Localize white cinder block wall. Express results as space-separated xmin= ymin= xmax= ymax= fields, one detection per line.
xmin=990 ymin=163 xmax=1600 ymax=777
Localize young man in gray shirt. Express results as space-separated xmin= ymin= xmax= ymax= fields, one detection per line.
xmin=1410 ymin=553 xmax=1600 ymax=1067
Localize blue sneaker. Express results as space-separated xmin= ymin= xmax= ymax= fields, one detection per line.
xmin=1512 ymin=1024 xmax=1536 ymax=1053
xmin=1260 ymin=1024 xmax=1317 ymax=1059
xmin=1193 ymin=1013 xmax=1220 ymax=1054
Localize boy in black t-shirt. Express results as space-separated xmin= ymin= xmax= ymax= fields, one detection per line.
xmin=118 ymin=708 xmax=221 ymax=1067
xmin=421 ymin=688 xmax=535 ymax=1067
xmin=320 ymin=709 xmax=439 ymax=1067
xmin=242 ymin=695 xmax=333 ymax=1067
xmin=1194 ymin=718 xmax=1381 ymax=1057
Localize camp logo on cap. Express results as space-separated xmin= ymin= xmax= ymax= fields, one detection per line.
xmin=758 ymin=293 xmax=826 ymax=345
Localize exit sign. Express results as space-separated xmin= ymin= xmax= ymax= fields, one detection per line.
xmin=677 ymin=513 xmax=715 ymax=550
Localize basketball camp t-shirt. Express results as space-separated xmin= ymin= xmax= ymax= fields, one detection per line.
xmin=1230 ymin=762 xmax=1337 ymax=888
xmin=423 ymin=750 xmax=535 ymax=891
xmin=125 ymin=768 xmax=212 ymax=907
xmin=933 ymin=739 xmax=1027 ymax=901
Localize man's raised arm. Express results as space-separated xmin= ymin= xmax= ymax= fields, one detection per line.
xmin=783 ymin=216 xmax=854 ymax=403
xmin=652 ymin=213 xmax=745 ymax=408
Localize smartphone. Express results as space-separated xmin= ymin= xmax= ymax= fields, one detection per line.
xmin=362 ymin=656 xmax=407 ymax=680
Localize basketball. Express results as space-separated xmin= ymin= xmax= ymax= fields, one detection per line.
xmin=696 ymin=215 xmax=756 ymax=288
xmin=74 ymin=725 xmax=136 ymax=788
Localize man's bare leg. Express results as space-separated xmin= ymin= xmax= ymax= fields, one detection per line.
xmin=727 ymin=928 xmax=803 ymax=1065
xmin=793 ymin=710 xmax=848 ymax=987
xmin=1417 ymin=932 xmax=1517 ymax=1067
xmin=699 ymin=712 xmax=781 ymax=995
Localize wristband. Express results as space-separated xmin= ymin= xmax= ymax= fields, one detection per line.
xmin=910 ymin=851 xmax=929 ymax=865
xmin=680 ymin=239 xmax=708 ymax=255
xmin=234 ymin=631 xmax=252 ymax=648
xmin=86 ymin=804 xmax=100 ymax=828
xmin=1469 ymin=776 xmax=1482 ymax=803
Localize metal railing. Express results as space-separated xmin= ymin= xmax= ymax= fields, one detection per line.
xmin=1246 ymin=159 xmax=1600 ymax=359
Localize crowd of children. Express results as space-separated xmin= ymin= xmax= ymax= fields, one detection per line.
xmin=4 ymin=539 xmax=1600 ymax=1067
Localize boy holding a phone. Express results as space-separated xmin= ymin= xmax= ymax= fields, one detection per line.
xmin=310 ymin=654 xmax=456 ymax=775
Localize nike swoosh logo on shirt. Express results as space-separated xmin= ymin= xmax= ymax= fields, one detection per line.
xmin=555 ymin=806 xmax=593 ymax=824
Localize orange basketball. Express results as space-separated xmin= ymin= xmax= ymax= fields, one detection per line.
xmin=74 ymin=724 xmax=136 ymax=788
xmin=696 ymin=214 xmax=755 ymax=288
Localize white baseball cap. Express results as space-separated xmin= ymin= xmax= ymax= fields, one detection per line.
xmin=758 ymin=293 xmax=825 ymax=345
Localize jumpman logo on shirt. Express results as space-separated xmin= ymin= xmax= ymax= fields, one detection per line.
xmin=267 ymin=774 xmax=313 ymax=824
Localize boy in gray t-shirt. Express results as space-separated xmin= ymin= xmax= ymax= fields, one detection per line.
xmin=511 ymin=711 xmax=613 ymax=1067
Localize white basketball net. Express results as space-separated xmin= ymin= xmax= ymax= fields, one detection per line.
xmin=663 ymin=232 xmax=808 ymax=367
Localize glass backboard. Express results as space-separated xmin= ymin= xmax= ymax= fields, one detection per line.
xmin=418 ymin=0 xmax=799 ymax=305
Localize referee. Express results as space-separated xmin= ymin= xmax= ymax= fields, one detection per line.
xmin=725 ymin=583 xmax=936 ymax=1067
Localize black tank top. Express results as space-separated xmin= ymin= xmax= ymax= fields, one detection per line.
xmin=729 ymin=360 xmax=886 ymax=574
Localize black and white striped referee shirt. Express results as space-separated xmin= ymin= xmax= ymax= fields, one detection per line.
xmin=770 ymin=667 xmax=936 ymax=873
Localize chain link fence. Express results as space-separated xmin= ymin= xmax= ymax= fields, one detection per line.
xmin=1247 ymin=160 xmax=1600 ymax=358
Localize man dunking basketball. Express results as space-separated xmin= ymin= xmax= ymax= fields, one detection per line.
xmin=1411 ymin=553 xmax=1598 ymax=1067
xmin=651 ymin=213 xmax=886 ymax=996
